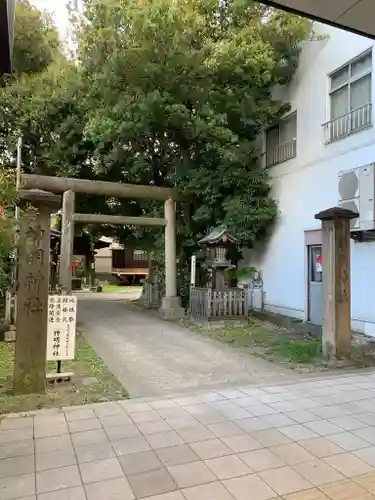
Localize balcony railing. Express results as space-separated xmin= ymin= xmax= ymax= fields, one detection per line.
xmin=323 ymin=103 xmax=372 ymax=144
xmin=266 ymin=139 xmax=296 ymax=167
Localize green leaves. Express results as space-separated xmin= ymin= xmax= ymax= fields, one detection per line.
xmin=0 ymin=0 xmax=312 ymax=295
xmin=12 ymin=0 xmax=61 ymax=76
xmin=0 ymin=169 xmax=17 ymax=296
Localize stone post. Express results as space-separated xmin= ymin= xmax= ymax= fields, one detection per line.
xmin=165 ymin=198 xmax=177 ymax=298
xmin=159 ymin=198 xmax=184 ymax=319
xmin=60 ymin=190 xmax=75 ymax=293
xmin=86 ymin=244 xmax=96 ymax=291
xmin=314 ymin=206 xmax=358 ymax=359
xmin=13 ymin=189 xmax=61 ymax=395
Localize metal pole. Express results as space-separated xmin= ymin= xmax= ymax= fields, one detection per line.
xmin=15 ymin=137 xmax=22 ymax=221
xmin=9 ymin=137 xmax=22 ymax=325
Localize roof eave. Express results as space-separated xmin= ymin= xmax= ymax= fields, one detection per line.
xmin=258 ymin=0 xmax=375 ymax=41
xmin=0 ymin=0 xmax=15 ymax=75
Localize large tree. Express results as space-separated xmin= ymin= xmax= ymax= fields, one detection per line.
xmin=0 ymin=0 xmax=61 ymax=299
xmin=0 ymin=0 xmax=62 ymax=163
xmin=1 ymin=0 xmax=312 ymax=299
xmin=12 ymin=0 xmax=61 ymax=76
xmin=72 ymin=0 xmax=312 ymax=254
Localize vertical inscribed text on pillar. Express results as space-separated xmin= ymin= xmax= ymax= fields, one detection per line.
xmin=14 ymin=210 xmax=53 ymax=394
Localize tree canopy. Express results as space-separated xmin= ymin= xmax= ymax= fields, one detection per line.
xmin=0 ymin=0 xmax=62 ymax=167
xmin=0 ymin=0 xmax=61 ymax=297
xmin=0 ymin=168 xmax=17 ymax=296
xmin=12 ymin=0 xmax=61 ymax=76
xmin=0 ymin=0 xmax=312 ymax=297
xmin=71 ymin=0 xmax=311 ymax=249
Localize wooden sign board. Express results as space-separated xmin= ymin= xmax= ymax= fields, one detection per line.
xmin=46 ymin=295 xmax=77 ymax=361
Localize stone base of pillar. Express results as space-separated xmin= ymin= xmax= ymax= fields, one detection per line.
xmin=4 ymin=325 xmax=16 ymax=342
xmin=159 ymin=296 xmax=185 ymax=320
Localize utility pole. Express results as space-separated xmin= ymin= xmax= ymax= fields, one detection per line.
xmin=13 ymin=136 xmax=22 ymax=321
xmin=5 ymin=137 xmax=22 ymax=328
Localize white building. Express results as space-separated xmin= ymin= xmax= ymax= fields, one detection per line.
xmin=245 ymin=24 xmax=375 ymax=337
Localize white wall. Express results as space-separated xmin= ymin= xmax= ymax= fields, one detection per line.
xmin=95 ymin=247 xmax=112 ymax=273
xmin=246 ymin=24 xmax=375 ymax=336
xmin=95 ymin=238 xmax=123 ymax=273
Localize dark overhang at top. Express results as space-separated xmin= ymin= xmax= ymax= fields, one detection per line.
xmin=258 ymin=0 xmax=375 ymax=40
xmin=1 ymin=1 xmax=374 ymax=75
xmin=0 ymin=0 xmax=16 ymax=74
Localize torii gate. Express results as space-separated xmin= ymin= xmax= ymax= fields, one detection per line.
xmin=14 ymin=174 xmax=185 ymax=394
xmin=21 ymin=174 xmax=185 ymax=320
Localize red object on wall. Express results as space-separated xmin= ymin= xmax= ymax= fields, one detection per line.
xmin=316 ymin=255 xmax=323 ymax=264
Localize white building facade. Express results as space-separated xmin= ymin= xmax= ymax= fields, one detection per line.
xmin=245 ymin=24 xmax=375 ymax=337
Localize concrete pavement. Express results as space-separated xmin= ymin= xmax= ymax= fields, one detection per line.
xmin=2 ymin=373 xmax=375 ymax=499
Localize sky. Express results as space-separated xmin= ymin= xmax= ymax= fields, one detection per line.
xmin=31 ymin=0 xmax=71 ymax=40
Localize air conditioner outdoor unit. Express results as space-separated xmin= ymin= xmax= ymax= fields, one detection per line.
xmin=338 ymin=163 xmax=375 ymax=231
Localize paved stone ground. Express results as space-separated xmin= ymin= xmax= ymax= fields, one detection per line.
xmin=3 ymin=373 xmax=375 ymax=499
xmin=77 ymin=294 xmax=299 ymax=397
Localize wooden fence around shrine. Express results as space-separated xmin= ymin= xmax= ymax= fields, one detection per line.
xmin=190 ymin=287 xmax=249 ymax=321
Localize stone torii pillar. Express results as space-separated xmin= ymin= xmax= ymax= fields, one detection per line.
xmin=314 ymin=206 xmax=358 ymax=360
xmin=159 ymin=198 xmax=185 ymax=319
xmin=60 ymin=190 xmax=75 ymax=293
xmin=14 ymin=189 xmax=61 ymax=395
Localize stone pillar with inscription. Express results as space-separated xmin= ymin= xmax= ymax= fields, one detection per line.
xmin=13 ymin=190 xmax=61 ymax=395
xmin=314 ymin=206 xmax=358 ymax=360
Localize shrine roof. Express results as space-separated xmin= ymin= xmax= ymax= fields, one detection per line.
xmin=199 ymin=227 xmax=238 ymax=245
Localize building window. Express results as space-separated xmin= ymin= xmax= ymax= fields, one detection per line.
xmin=133 ymin=249 xmax=147 ymax=260
xmin=265 ymin=112 xmax=297 ymax=167
xmin=324 ymin=50 xmax=372 ymax=143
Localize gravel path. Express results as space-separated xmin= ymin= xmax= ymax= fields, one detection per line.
xmin=78 ymin=293 xmax=299 ymax=397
